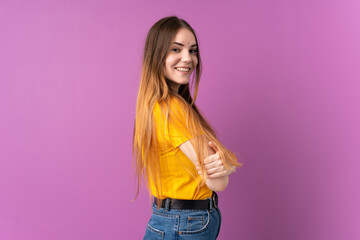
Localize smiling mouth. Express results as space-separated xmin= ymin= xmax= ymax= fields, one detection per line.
xmin=175 ymin=67 xmax=191 ymax=72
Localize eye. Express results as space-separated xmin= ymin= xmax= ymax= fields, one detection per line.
xmin=172 ymin=48 xmax=180 ymax=53
xmin=190 ymin=49 xmax=198 ymax=54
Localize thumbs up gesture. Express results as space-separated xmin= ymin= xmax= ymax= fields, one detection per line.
xmin=201 ymin=141 xmax=228 ymax=179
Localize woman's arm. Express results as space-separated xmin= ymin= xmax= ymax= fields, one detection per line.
xmin=179 ymin=139 xmax=234 ymax=192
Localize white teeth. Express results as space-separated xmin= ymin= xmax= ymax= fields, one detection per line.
xmin=176 ymin=67 xmax=190 ymax=72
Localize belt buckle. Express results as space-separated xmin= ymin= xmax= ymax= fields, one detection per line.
xmin=212 ymin=193 xmax=218 ymax=208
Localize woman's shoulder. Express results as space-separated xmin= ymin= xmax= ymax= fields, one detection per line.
xmin=170 ymin=95 xmax=188 ymax=111
xmin=154 ymin=95 xmax=186 ymax=110
xmin=153 ymin=96 xmax=189 ymax=123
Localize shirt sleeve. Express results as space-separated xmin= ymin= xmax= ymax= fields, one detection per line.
xmin=153 ymin=97 xmax=193 ymax=149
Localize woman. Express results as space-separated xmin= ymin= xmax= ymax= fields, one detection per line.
xmin=133 ymin=16 xmax=241 ymax=239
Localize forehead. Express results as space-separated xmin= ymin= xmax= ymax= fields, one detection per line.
xmin=172 ymin=28 xmax=196 ymax=46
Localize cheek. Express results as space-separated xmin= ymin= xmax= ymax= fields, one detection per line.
xmin=165 ymin=57 xmax=175 ymax=70
xmin=193 ymin=56 xmax=199 ymax=67
xmin=164 ymin=60 xmax=172 ymax=73
xmin=164 ymin=59 xmax=174 ymax=77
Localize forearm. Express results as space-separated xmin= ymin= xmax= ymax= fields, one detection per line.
xmin=179 ymin=140 xmax=233 ymax=192
xmin=205 ymin=175 xmax=229 ymax=192
xmin=205 ymin=163 xmax=234 ymax=191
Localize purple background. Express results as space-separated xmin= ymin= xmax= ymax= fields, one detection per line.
xmin=1 ymin=0 xmax=359 ymax=239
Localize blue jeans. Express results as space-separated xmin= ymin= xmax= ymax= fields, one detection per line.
xmin=143 ymin=198 xmax=222 ymax=240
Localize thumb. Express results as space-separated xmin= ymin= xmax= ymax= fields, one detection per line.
xmin=208 ymin=141 xmax=219 ymax=154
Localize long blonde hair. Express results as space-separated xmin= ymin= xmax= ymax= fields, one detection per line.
xmin=133 ymin=16 xmax=241 ymax=203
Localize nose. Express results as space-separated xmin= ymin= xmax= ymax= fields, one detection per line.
xmin=181 ymin=50 xmax=192 ymax=63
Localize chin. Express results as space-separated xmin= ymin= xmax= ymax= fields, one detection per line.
xmin=178 ymin=78 xmax=190 ymax=85
xmin=181 ymin=80 xmax=190 ymax=85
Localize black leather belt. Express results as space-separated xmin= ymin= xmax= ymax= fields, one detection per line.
xmin=154 ymin=192 xmax=218 ymax=210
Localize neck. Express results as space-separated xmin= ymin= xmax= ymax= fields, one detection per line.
xmin=168 ymin=82 xmax=181 ymax=93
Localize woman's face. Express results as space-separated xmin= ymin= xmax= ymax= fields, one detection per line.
xmin=164 ymin=28 xmax=198 ymax=92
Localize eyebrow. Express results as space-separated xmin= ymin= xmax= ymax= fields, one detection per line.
xmin=172 ymin=42 xmax=197 ymax=47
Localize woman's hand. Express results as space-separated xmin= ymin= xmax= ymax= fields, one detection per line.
xmin=196 ymin=141 xmax=235 ymax=178
xmin=179 ymin=139 xmax=233 ymax=192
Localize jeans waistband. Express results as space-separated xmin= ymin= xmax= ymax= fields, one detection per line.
xmin=154 ymin=192 xmax=218 ymax=211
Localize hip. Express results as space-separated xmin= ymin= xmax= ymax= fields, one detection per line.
xmin=143 ymin=201 xmax=222 ymax=240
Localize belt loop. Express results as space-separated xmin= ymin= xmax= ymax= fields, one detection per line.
xmin=212 ymin=191 xmax=218 ymax=209
xmin=165 ymin=198 xmax=171 ymax=211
